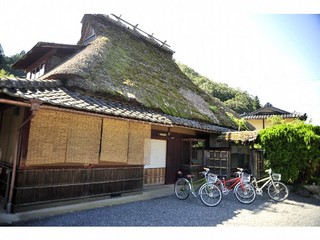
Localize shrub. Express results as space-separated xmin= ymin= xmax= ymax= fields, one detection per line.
xmin=258 ymin=120 xmax=320 ymax=184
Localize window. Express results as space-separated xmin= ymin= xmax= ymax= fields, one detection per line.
xmin=181 ymin=139 xmax=205 ymax=167
xmin=27 ymin=63 xmax=45 ymax=80
xmin=207 ymin=150 xmax=230 ymax=175
xmin=83 ymin=26 xmax=96 ymax=45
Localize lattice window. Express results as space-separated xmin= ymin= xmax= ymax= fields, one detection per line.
xmin=207 ymin=150 xmax=230 ymax=176
xmin=83 ymin=25 xmax=97 ymax=45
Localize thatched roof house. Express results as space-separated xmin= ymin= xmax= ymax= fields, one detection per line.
xmin=0 ymin=14 xmax=256 ymax=212
xmin=41 ymin=14 xmax=245 ymax=130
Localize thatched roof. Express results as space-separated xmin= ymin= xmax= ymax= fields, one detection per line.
xmin=41 ymin=14 xmax=250 ymax=130
xmin=217 ymin=131 xmax=259 ymax=144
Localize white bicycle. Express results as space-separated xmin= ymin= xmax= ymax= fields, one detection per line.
xmin=251 ymin=168 xmax=289 ymax=202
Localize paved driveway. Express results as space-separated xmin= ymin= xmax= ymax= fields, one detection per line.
xmin=17 ymin=191 xmax=320 ymax=227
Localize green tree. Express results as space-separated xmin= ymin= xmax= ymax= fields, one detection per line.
xmin=267 ymin=115 xmax=285 ymax=126
xmin=258 ymin=120 xmax=320 ymax=184
xmin=253 ymin=95 xmax=261 ymax=110
xmin=0 ymin=68 xmax=14 ymax=78
xmin=224 ymin=92 xmax=255 ymax=114
xmin=0 ymin=51 xmax=25 ymax=77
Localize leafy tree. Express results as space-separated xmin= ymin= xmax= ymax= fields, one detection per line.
xmin=224 ymin=92 xmax=255 ymax=114
xmin=258 ymin=120 xmax=320 ymax=184
xmin=267 ymin=115 xmax=285 ymax=126
xmin=0 ymin=51 xmax=25 ymax=77
xmin=0 ymin=68 xmax=14 ymax=78
xmin=253 ymin=95 xmax=261 ymax=110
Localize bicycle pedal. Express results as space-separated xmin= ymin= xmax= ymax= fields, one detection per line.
xmin=222 ymin=189 xmax=229 ymax=195
xmin=256 ymin=189 xmax=263 ymax=196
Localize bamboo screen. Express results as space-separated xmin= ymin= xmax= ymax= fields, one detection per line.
xmin=100 ymin=119 xmax=151 ymax=165
xmin=127 ymin=122 xmax=150 ymax=165
xmin=27 ymin=109 xmax=69 ymax=165
xmin=65 ymin=114 xmax=101 ymax=164
xmin=27 ymin=109 xmax=151 ymax=166
xmin=100 ymin=118 xmax=129 ymax=163
xmin=27 ymin=109 xmax=101 ymax=165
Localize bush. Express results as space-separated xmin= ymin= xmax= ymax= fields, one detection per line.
xmin=258 ymin=120 xmax=320 ymax=184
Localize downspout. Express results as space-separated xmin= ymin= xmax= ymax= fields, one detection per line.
xmin=6 ymin=99 xmax=42 ymax=214
xmin=0 ymin=99 xmax=31 ymax=108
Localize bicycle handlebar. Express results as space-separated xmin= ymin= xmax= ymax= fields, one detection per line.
xmin=265 ymin=168 xmax=272 ymax=175
xmin=199 ymin=168 xmax=210 ymax=176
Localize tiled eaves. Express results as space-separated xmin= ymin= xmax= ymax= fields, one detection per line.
xmin=244 ymin=114 xmax=304 ymax=120
xmin=0 ymin=78 xmax=233 ymax=133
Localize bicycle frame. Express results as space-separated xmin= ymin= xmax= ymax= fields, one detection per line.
xmin=218 ymin=174 xmax=245 ymax=195
xmin=252 ymin=175 xmax=272 ymax=192
xmin=221 ymin=177 xmax=240 ymax=190
xmin=187 ymin=175 xmax=208 ymax=196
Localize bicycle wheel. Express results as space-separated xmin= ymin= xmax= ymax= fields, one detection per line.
xmin=199 ymin=183 xmax=222 ymax=207
xmin=234 ymin=182 xmax=256 ymax=204
xmin=267 ymin=181 xmax=289 ymax=201
xmin=174 ymin=178 xmax=191 ymax=200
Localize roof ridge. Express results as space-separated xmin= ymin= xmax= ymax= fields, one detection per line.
xmin=85 ymin=14 xmax=174 ymax=54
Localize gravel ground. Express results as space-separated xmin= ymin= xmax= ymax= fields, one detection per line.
xmin=17 ymin=191 xmax=320 ymax=227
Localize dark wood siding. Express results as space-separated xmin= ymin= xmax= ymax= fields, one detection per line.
xmin=166 ymin=137 xmax=182 ymax=184
xmin=12 ymin=166 xmax=143 ymax=212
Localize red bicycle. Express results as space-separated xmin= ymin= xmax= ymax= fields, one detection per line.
xmin=216 ymin=168 xmax=256 ymax=204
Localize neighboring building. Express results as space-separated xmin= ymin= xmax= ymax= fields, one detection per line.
xmin=0 ymin=14 xmax=259 ymax=213
xmin=242 ymin=102 xmax=307 ymax=130
xmin=12 ymin=42 xmax=83 ymax=80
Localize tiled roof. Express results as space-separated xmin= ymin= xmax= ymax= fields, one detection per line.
xmin=243 ymin=114 xmax=305 ymax=120
xmin=12 ymin=42 xmax=83 ymax=69
xmin=242 ymin=102 xmax=307 ymax=120
xmin=0 ymin=78 xmax=232 ymax=133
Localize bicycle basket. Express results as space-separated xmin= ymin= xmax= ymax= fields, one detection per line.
xmin=241 ymin=173 xmax=250 ymax=183
xmin=207 ymin=173 xmax=218 ymax=183
xmin=272 ymin=173 xmax=281 ymax=181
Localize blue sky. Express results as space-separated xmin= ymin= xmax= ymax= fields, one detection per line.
xmin=1 ymin=0 xmax=320 ymax=125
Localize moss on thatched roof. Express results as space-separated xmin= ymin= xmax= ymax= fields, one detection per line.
xmin=42 ymin=14 xmax=248 ymax=130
